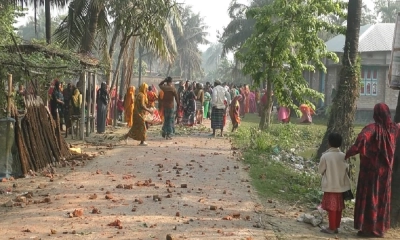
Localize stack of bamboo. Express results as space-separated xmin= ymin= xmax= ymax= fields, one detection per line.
xmin=12 ymin=95 xmax=71 ymax=175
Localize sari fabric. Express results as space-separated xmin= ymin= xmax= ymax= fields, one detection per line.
xmin=345 ymin=103 xmax=399 ymax=237
xmin=147 ymin=91 xmax=158 ymax=108
xmin=126 ymin=83 xmax=148 ymax=141
xmin=124 ymin=86 xmax=135 ymax=127
xmin=229 ymin=95 xmax=242 ymax=128
xmin=159 ymin=90 xmax=164 ymax=122
xmin=299 ymin=104 xmax=314 ymax=123
xmin=203 ymin=92 xmax=211 ymax=119
xmin=278 ymin=106 xmax=290 ymax=123
xmin=182 ymin=90 xmax=196 ymax=126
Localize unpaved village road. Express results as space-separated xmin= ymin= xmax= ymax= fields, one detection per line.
xmin=2 ymin=123 xmax=400 ymax=240
xmin=0 ymin=126 xmax=275 ymax=240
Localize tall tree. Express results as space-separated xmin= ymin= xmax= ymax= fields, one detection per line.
xmin=317 ymin=0 xmax=362 ymax=157
xmin=375 ymin=0 xmax=400 ymax=23
xmin=6 ymin=0 xmax=69 ymax=43
xmin=17 ymin=10 xmax=63 ymax=40
xmin=236 ymin=0 xmax=345 ymax=130
xmin=361 ymin=3 xmax=377 ymax=25
xmin=174 ymin=6 xmax=208 ymax=80
xmin=54 ymin=0 xmax=109 ymax=54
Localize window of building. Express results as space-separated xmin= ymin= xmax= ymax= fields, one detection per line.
xmin=360 ymin=67 xmax=378 ymax=96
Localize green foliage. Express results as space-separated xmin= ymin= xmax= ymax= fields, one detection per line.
xmin=134 ymin=59 xmax=147 ymax=76
xmin=234 ymin=123 xmax=324 ymax=204
xmin=0 ymin=5 xmax=22 ymax=46
xmin=17 ymin=10 xmax=64 ymax=41
xmin=236 ymin=0 xmax=346 ymax=112
xmin=169 ymin=5 xmax=208 ymax=79
xmin=375 ymin=0 xmax=400 ymax=23
xmin=236 ymin=123 xmax=324 ymax=154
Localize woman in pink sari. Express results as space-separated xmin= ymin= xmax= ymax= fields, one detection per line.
xmin=248 ymin=91 xmax=257 ymax=113
xmin=278 ymin=105 xmax=290 ymax=123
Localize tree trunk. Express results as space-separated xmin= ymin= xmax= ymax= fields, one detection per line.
xmin=110 ymin=35 xmax=130 ymax=91
xmin=259 ymin=79 xmax=273 ymax=130
xmin=316 ymin=0 xmax=362 ymax=157
xmin=34 ymin=0 xmax=38 ymax=38
xmin=120 ymin=43 xmax=128 ymax=98
xmin=138 ymin=43 xmax=144 ymax=88
xmin=166 ymin=64 xmax=171 ymax=76
xmin=44 ymin=0 xmax=51 ymax=44
xmin=125 ymin=37 xmax=137 ymax=89
xmin=106 ymin=29 xmax=120 ymax=86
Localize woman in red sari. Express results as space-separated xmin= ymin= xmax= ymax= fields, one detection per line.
xmin=146 ymin=86 xmax=161 ymax=125
xmin=345 ymin=103 xmax=399 ymax=238
xmin=229 ymin=95 xmax=242 ymax=132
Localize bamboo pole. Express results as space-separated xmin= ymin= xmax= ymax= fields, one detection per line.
xmin=92 ymin=73 xmax=96 ymax=133
xmin=7 ymin=74 xmax=12 ymax=117
xmin=80 ymin=71 xmax=87 ymax=140
xmin=86 ymin=72 xmax=92 ymax=137
xmin=5 ymin=74 xmax=13 ymax=178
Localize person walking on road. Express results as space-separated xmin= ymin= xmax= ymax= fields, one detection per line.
xmin=159 ymin=77 xmax=179 ymax=140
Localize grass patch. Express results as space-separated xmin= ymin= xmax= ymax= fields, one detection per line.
xmin=233 ymin=113 xmax=363 ymax=208
xmin=245 ymin=151 xmax=322 ymax=204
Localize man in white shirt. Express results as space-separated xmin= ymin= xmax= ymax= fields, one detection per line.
xmin=211 ymin=80 xmax=228 ymax=137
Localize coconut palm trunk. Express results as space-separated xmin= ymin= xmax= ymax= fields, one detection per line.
xmin=316 ymin=0 xmax=362 ymax=156
xmin=45 ymin=0 xmax=51 ymax=43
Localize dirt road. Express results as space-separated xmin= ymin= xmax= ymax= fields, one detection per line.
xmin=2 ymin=122 xmax=400 ymax=240
xmin=0 ymin=124 xmax=275 ymax=240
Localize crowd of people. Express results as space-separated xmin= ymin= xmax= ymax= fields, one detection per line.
xmin=45 ymin=76 xmax=317 ymax=143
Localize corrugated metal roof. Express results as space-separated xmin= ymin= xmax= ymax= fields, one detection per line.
xmin=325 ymin=23 xmax=395 ymax=53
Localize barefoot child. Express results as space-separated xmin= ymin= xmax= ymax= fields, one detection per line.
xmin=318 ymin=133 xmax=351 ymax=234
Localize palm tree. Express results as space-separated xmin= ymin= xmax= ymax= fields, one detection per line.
xmin=221 ymin=0 xmax=272 ymax=57
xmin=108 ymin=0 xmax=181 ymax=89
xmin=53 ymin=0 xmax=109 ymax=53
xmin=171 ymin=6 xmax=208 ymax=79
xmin=6 ymin=0 xmax=69 ymax=43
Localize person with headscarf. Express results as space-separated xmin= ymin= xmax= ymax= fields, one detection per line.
xmin=248 ymin=90 xmax=257 ymax=113
xmin=243 ymin=84 xmax=250 ymax=114
xmin=121 ymin=83 xmax=153 ymax=146
xmin=345 ymin=103 xmax=399 ymax=238
xmin=299 ymin=104 xmax=315 ymax=123
xmin=117 ymin=95 xmax=124 ymax=121
xmin=203 ymin=90 xmax=211 ymax=119
xmin=159 ymin=77 xmax=179 ymax=139
xmin=124 ymin=86 xmax=135 ymax=127
xmin=96 ymin=82 xmax=109 ymax=134
xmin=70 ymin=87 xmax=82 ymax=114
xmin=147 ymin=86 xmax=158 ymax=108
xmin=182 ymin=83 xmax=196 ymax=126
xmin=229 ymin=94 xmax=242 ymax=132
xmin=50 ymin=80 xmax=65 ymax=131
xmin=194 ymin=83 xmax=204 ymax=124
xmin=63 ymin=83 xmax=73 ymax=134
xmin=147 ymin=86 xmax=161 ymax=125
xmin=277 ymin=105 xmax=290 ymax=123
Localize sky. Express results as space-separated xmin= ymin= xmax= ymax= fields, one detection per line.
xmin=16 ymin=0 xmax=377 ymax=49
xmin=181 ymin=0 xmax=245 ymax=45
